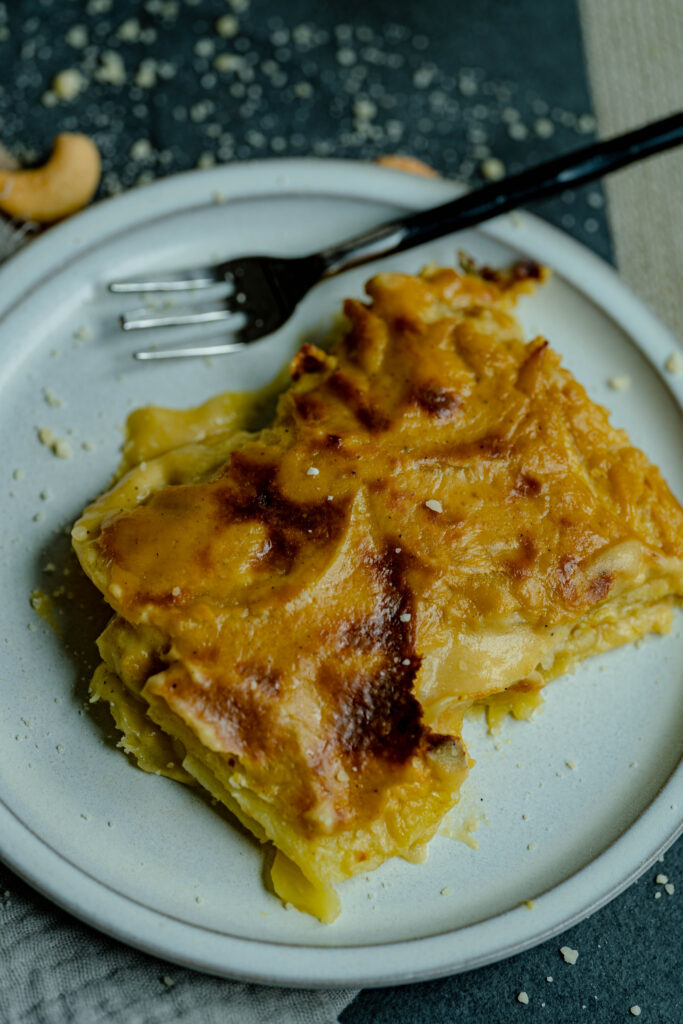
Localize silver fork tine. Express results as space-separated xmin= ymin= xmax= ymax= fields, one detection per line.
xmin=135 ymin=340 xmax=246 ymax=360
xmin=121 ymin=302 xmax=238 ymax=330
xmin=110 ymin=266 xmax=226 ymax=293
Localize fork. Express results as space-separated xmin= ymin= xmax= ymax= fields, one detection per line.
xmin=111 ymin=112 xmax=683 ymax=360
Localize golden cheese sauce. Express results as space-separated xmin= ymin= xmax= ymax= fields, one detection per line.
xmin=71 ymin=265 xmax=683 ymax=921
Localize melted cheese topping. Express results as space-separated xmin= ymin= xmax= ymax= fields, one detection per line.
xmin=73 ymin=265 xmax=683 ymax=921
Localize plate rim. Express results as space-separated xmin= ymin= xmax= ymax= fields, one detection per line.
xmin=0 ymin=157 xmax=681 ymax=988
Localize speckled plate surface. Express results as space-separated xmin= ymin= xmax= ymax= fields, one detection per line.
xmin=0 ymin=160 xmax=681 ymax=987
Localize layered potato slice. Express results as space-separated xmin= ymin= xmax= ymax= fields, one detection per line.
xmin=73 ymin=264 xmax=683 ymax=921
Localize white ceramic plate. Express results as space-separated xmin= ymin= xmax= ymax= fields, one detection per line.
xmin=0 ymin=160 xmax=681 ymax=988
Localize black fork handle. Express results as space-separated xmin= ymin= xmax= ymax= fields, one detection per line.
xmin=319 ymin=112 xmax=683 ymax=277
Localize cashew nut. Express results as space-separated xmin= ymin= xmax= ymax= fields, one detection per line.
xmin=375 ymin=154 xmax=439 ymax=178
xmin=0 ymin=133 xmax=101 ymax=223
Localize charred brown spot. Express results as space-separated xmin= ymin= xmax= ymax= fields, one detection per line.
xmin=327 ymin=369 xmax=390 ymax=432
xmin=216 ymin=452 xmax=348 ymax=572
xmin=324 ymin=543 xmax=427 ymax=764
xmin=413 ymin=383 xmax=462 ymax=421
xmin=292 ymin=391 xmax=327 ymax=423
xmin=330 ymin=663 xmax=423 ymax=764
xmin=134 ymin=590 xmax=176 ymax=608
xmin=461 ymin=254 xmax=543 ymax=287
xmin=510 ymin=259 xmax=542 ymax=281
xmin=451 ymin=434 xmax=509 ymax=460
xmin=504 ymin=533 xmax=537 ymax=580
xmin=587 ymin=571 xmax=613 ymax=604
xmin=392 ymin=314 xmax=421 ymax=337
xmin=511 ymin=472 xmax=541 ymax=498
xmin=482 ymin=259 xmax=542 ymax=284
xmin=326 ymin=433 xmax=342 ymax=449
xmin=289 ymin=343 xmax=328 ymax=381
xmin=235 ymin=661 xmax=282 ymax=695
xmin=507 ymin=678 xmax=543 ymax=695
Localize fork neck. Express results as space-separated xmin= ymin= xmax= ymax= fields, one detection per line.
xmin=318 ymin=222 xmax=410 ymax=278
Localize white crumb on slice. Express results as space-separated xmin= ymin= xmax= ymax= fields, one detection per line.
xmin=401 ymin=658 xmax=411 ymax=666
xmin=306 ymin=466 xmax=319 ymax=476
xmin=53 ymin=68 xmax=87 ymax=101
xmin=481 ymin=156 xmax=505 ymax=181
xmin=629 ymin=1007 xmax=641 ymax=1017
xmin=517 ymin=991 xmax=529 ymax=1005
xmin=425 ymin=499 xmax=443 ymax=513
xmin=395 ymin=547 xmax=402 ymax=553
xmin=560 ymin=945 xmax=579 ymax=965
xmin=608 ymin=374 xmax=631 ymax=391
xmin=171 ymin=586 xmax=181 ymax=597
xmin=43 ymin=387 xmax=64 ymax=407
xmin=665 ymin=351 xmax=683 ymax=374
xmin=664 ymin=883 xmax=675 ymax=895
xmin=400 ymin=612 xmax=411 ymax=622
xmin=655 ymin=873 xmax=668 ymax=884
xmin=440 ymin=887 xmax=452 ymax=895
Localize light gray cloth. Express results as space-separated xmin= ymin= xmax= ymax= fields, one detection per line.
xmin=580 ymin=0 xmax=683 ymax=337
xmin=0 ymin=871 xmax=356 ymax=1024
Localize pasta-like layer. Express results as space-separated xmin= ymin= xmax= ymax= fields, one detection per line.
xmin=74 ymin=264 xmax=683 ymax=919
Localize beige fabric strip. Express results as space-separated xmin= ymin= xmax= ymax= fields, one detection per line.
xmin=579 ymin=0 xmax=683 ymax=337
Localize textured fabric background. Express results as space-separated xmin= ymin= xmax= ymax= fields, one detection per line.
xmin=0 ymin=872 xmax=354 ymax=1024
xmin=580 ymin=0 xmax=683 ymax=336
